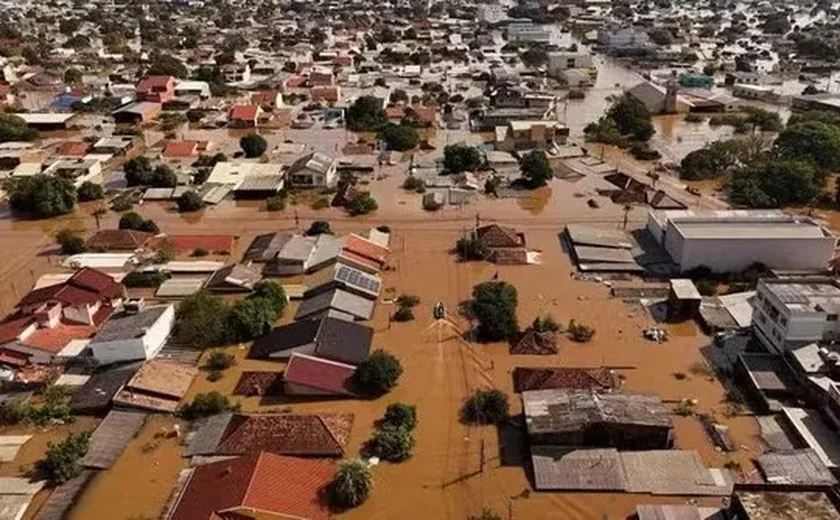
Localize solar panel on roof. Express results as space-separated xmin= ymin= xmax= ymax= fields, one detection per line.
xmin=775 ymin=286 xmax=810 ymax=305
xmin=335 ymin=265 xmax=381 ymax=294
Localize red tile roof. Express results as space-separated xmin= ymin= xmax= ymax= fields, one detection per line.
xmin=386 ymin=107 xmax=405 ymax=120
xmin=18 ymin=268 xmax=124 ymax=308
xmin=170 ymin=452 xmax=333 ymax=520
xmin=147 ymin=234 xmax=235 ymax=254
xmin=86 ymin=230 xmax=154 ymax=251
xmin=284 ymin=353 xmax=355 ymax=395
xmin=163 ymin=140 xmax=200 ymax=158
xmin=310 ymin=86 xmax=340 ymax=102
xmin=21 ymin=322 xmax=98 ymax=354
xmin=137 ymin=75 xmax=173 ymax=92
xmin=285 ymin=76 xmax=307 ymax=88
xmin=0 ymin=315 xmax=35 ymax=345
xmin=344 ymin=234 xmax=388 ymax=265
xmin=57 ymin=141 xmax=88 ymax=157
xmin=476 ymin=224 xmax=525 ymax=248
xmin=509 ymin=328 xmax=559 ymax=355
xmin=338 ymin=250 xmax=382 ymax=273
xmin=0 ymin=348 xmax=28 ymax=367
xmin=412 ymin=105 xmax=438 ymax=122
xmin=216 ymin=413 xmax=353 ymax=457
xmin=229 ymin=104 xmax=260 ymax=121
xmin=512 ymin=367 xmax=616 ymax=393
xmin=250 ymin=91 xmax=278 ymax=105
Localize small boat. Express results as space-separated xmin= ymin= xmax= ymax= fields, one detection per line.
xmin=433 ymin=302 xmax=446 ymax=320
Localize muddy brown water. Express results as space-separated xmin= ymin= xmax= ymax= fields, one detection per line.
xmin=2 ymin=165 xmax=765 ymax=519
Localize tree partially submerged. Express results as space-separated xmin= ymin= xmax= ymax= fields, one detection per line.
xmin=240 ymin=133 xmax=268 ymax=158
xmin=56 ymin=229 xmax=86 ymax=255
xmin=330 ymin=459 xmax=373 ymax=509
xmin=460 ymin=389 xmax=509 ymax=424
xmin=469 ymin=282 xmax=519 ymax=341
xmin=455 ymin=236 xmax=490 ymax=261
xmin=519 ymin=150 xmax=553 ymax=188
xmin=7 ymin=175 xmax=77 ymax=218
xmin=180 ymin=391 xmax=236 ymax=420
xmin=39 ymin=431 xmax=91 ymax=484
xmin=354 ymin=349 xmax=403 ymax=395
xmin=443 ymin=144 xmax=483 ymax=173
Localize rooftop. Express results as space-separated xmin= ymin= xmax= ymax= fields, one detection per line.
xmin=522 ymin=388 xmax=672 ymax=436
xmin=736 ymin=491 xmax=840 ymax=520
xmin=89 ymin=305 xmax=171 ymax=345
xmin=760 ymin=278 xmax=840 ymax=314
xmin=215 ymin=413 xmax=354 ymax=457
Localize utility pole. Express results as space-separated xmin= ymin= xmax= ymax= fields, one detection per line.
xmin=479 ymin=439 xmax=485 ymax=473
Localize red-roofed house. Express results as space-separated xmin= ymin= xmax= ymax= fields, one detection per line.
xmin=283 ymin=353 xmax=356 ymax=396
xmin=410 ymin=105 xmax=438 ymax=127
xmin=333 ymin=55 xmax=353 ymax=68
xmin=147 ymin=234 xmax=236 ymax=254
xmin=310 ymin=85 xmax=341 ymax=104
xmin=343 ymin=233 xmax=388 ymax=265
xmin=386 ymin=106 xmax=405 ymax=122
xmin=163 ymin=140 xmax=211 ymax=159
xmin=168 ymin=452 xmax=332 ymax=520
xmin=56 ymin=141 xmax=89 ymax=157
xmin=228 ymin=104 xmax=263 ymax=128
xmin=136 ymin=75 xmax=175 ymax=103
xmin=250 ymin=90 xmax=284 ymax=109
xmin=0 ymin=268 xmax=124 ymax=362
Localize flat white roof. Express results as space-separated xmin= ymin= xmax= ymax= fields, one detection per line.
xmin=782 ymin=407 xmax=840 ymax=468
xmin=17 ymin=113 xmax=76 ymax=124
xmin=669 ymin=215 xmax=831 ymax=240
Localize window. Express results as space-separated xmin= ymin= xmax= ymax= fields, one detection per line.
xmin=780 ymin=317 xmax=788 ymax=327
xmin=829 ymin=314 xmax=838 ymax=322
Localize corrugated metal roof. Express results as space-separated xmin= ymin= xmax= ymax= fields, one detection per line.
xmin=82 ymin=410 xmax=147 ymax=469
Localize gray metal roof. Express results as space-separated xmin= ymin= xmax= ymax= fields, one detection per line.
xmin=306 ymin=234 xmax=345 ymax=271
xmin=90 ymin=305 xmax=171 ymax=344
xmin=277 ymin=235 xmax=317 ymax=262
xmin=295 ymin=288 xmax=375 ymax=321
xmin=757 ymin=449 xmax=837 ymax=486
xmin=82 ymin=410 xmax=148 ymax=469
xmin=234 ymin=174 xmax=284 ymax=192
xmin=185 ymin=412 xmax=234 ymax=457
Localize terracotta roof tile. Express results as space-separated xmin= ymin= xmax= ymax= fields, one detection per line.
xmin=86 ymin=230 xmax=153 ymax=251
xmin=476 ymin=224 xmax=525 ymax=248
xmin=229 ymin=104 xmax=260 ymax=121
xmin=147 ymin=235 xmax=235 ymax=253
xmin=170 ymin=452 xmax=332 ymax=520
xmin=284 ymin=353 xmax=356 ymax=395
xmin=0 ymin=315 xmax=35 ymax=345
xmin=216 ymin=413 xmax=353 ymax=457
xmin=21 ymin=322 xmax=98 ymax=354
xmin=510 ymin=328 xmax=559 ymax=355
xmin=344 ymin=233 xmax=388 ymax=264
xmin=513 ymin=367 xmax=616 ymax=393
xmin=57 ymin=141 xmax=88 ymax=156
xmin=232 ymin=372 xmax=283 ymax=396
xmin=137 ymin=75 xmax=173 ymax=91
xmin=163 ymin=140 xmax=200 ymax=158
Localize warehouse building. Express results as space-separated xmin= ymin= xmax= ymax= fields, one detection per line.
xmin=647 ymin=210 xmax=836 ymax=273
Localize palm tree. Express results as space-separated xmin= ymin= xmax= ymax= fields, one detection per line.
xmin=331 ymin=459 xmax=372 ymax=509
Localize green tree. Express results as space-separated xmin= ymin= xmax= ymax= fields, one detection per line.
xmin=177 ymin=191 xmax=205 ymax=212
xmin=606 ymin=94 xmax=654 ymax=141
xmin=118 ymin=211 xmax=147 ymax=231
xmin=354 ymin=349 xmax=403 ymax=395
xmin=305 ymin=220 xmax=332 ymax=236
xmin=56 ymin=228 xmax=86 ymax=255
xmin=455 ymin=236 xmax=489 ymax=261
xmin=123 ymin=156 xmax=154 ymax=186
xmin=520 ymin=150 xmax=553 ymax=188
xmin=239 ymin=133 xmax=267 ymax=158
xmin=251 ymin=280 xmax=287 ymax=315
xmin=77 ymin=181 xmax=104 ymax=201
xmin=584 ymin=117 xmax=623 ymax=145
xmin=227 ymin=297 xmax=278 ymax=341
xmin=730 ymin=158 xmax=821 ymax=208
xmin=39 ymin=431 xmax=91 ymax=484
xmin=382 ymin=403 xmax=417 ymax=430
xmin=367 ymin=426 xmax=415 ymax=461
xmin=347 ymin=193 xmax=378 ymax=216
xmin=346 ymin=95 xmax=388 ymax=131
xmin=680 ymin=140 xmax=741 ymax=180
xmin=330 ymin=459 xmax=373 ymax=509
xmin=151 ymin=164 xmax=178 ymax=188
xmin=775 ymin=120 xmax=840 ymax=172
xmin=7 ymin=175 xmax=76 ymax=218
xmin=567 ymin=319 xmax=595 ymax=342
xmin=443 ymin=144 xmax=483 ymax=173
xmin=742 ymin=107 xmax=783 ymax=132
xmin=521 ymin=46 xmax=548 ymax=68
xmin=175 ymin=291 xmax=230 ymax=348
xmin=146 ymin=52 xmax=188 ymax=78
xmin=0 ymin=114 xmax=39 ymax=142
xmin=379 ymin=123 xmax=419 ymax=151
xmin=180 ymin=391 xmax=235 ymax=420
xmin=63 ymin=67 xmax=83 ymax=84
xmin=204 ymin=350 xmax=236 ymax=371
xmin=460 ymin=389 xmax=509 ymax=424
xmin=469 ymin=281 xmax=519 ymax=341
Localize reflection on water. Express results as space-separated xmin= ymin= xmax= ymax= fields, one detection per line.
xmin=517 ymin=186 xmax=553 ymax=215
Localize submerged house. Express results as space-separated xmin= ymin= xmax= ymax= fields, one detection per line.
xmin=249 ymin=317 xmax=372 ymax=365
xmin=522 ymin=389 xmax=674 ymax=450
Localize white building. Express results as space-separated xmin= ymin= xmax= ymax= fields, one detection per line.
xmin=752 ymin=278 xmax=840 ymax=353
xmin=547 ymin=52 xmax=595 ymax=74
xmin=647 ymin=210 xmax=837 ymax=273
xmin=477 ymin=4 xmax=506 ymax=23
xmin=89 ymin=304 xmax=175 ymax=365
xmin=506 ymin=23 xmax=552 ymax=44
xmin=174 ymin=80 xmax=211 ymax=98
xmin=286 ymin=152 xmax=338 ymax=188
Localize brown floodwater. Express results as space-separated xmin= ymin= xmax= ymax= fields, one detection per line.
xmin=0 ymin=145 xmax=761 ymax=519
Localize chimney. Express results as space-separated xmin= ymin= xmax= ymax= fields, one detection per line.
xmin=124 ymin=298 xmax=145 ymax=315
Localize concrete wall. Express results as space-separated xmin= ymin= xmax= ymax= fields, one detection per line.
xmin=670 ymin=235 xmax=835 ymax=273
xmin=140 ymin=305 xmax=175 ymax=359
